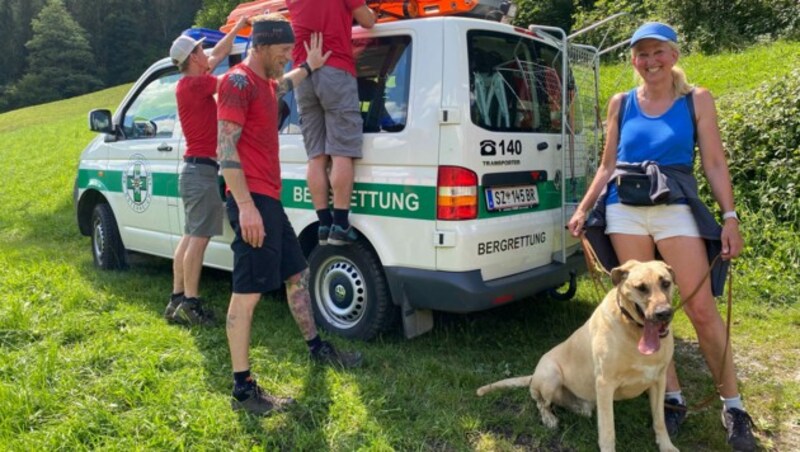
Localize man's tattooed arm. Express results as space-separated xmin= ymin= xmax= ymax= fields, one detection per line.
xmin=276 ymin=77 xmax=294 ymax=99
xmin=217 ymin=120 xmax=251 ymax=203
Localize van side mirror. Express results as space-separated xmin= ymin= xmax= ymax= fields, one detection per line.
xmin=89 ymin=109 xmax=113 ymax=134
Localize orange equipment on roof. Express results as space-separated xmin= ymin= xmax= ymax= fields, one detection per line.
xmin=219 ymin=0 xmax=481 ymax=36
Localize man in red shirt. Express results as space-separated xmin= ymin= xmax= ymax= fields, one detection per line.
xmin=217 ymin=14 xmax=364 ymax=416
xmin=286 ymin=0 xmax=375 ymax=245
xmin=165 ymin=17 xmax=248 ymax=326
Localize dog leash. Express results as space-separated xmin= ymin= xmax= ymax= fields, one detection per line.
xmin=580 ymin=233 xmax=735 ymax=413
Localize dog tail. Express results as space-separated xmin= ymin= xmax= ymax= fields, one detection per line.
xmin=476 ymin=376 xmax=533 ymax=396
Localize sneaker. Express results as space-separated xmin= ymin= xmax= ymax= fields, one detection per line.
xmin=327 ymin=224 xmax=358 ymax=246
xmin=664 ymin=398 xmax=687 ymax=437
xmin=722 ymin=407 xmax=757 ymax=451
xmin=171 ymin=297 xmax=215 ymax=326
xmin=164 ymin=294 xmax=184 ymax=322
xmin=311 ymin=341 xmax=363 ymax=368
xmin=318 ymin=225 xmax=330 ymax=245
xmin=231 ymin=382 xmax=294 ymax=416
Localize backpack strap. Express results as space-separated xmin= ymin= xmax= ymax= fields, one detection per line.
xmin=616 ymin=92 xmax=629 ymax=137
xmin=686 ymin=88 xmax=697 ymax=146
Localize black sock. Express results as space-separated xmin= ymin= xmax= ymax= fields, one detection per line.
xmin=316 ymin=209 xmax=333 ymax=227
xmin=306 ymin=335 xmax=323 ymax=353
xmin=171 ymin=292 xmax=184 ymax=301
xmin=233 ymin=370 xmax=252 ymax=388
xmin=333 ymin=209 xmax=350 ymax=229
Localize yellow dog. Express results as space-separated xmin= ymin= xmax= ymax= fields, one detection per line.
xmin=477 ymin=260 xmax=679 ymax=452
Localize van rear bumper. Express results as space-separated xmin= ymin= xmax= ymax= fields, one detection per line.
xmin=384 ymin=252 xmax=586 ymax=313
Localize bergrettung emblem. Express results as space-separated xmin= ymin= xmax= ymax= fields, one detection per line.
xmin=123 ymin=154 xmax=153 ymax=213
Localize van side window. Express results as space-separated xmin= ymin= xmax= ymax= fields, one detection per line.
xmin=468 ymin=31 xmax=562 ymax=133
xmin=122 ymin=70 xmax=181 ymax=140
xmin=278 ymin=35 xmax=412 ymax=135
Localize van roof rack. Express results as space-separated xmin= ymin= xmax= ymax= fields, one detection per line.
xmin=219 ymin=0 xmax=513 ymax=35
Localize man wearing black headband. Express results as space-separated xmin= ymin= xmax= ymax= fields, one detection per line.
xmin=286 ymin=0 xmax=376 ymax=246
xmin=216 ymin=14 xmax=364 ymax=416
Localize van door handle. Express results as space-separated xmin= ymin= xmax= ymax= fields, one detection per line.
xmin=157 ymin=143 xmax=173 ymax=152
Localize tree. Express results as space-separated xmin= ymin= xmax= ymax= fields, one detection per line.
xmin=195 ymin=0 xmax=243 ymax=28
xmin=5 ymin=0 xmax=102 ymax=109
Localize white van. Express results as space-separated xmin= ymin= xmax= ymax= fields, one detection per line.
xmin=75 ymin=11 xmax=602 ymax=340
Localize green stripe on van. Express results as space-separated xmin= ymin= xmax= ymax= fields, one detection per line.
xmin=281 ymin=180 xmax=437 ymax=220
xmin=77 ymin=169 xmax=179 ymax=197
xmin=77 ymin=169 xmax=586 ymax=220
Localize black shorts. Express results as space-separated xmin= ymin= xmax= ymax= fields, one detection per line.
xmin=226 ymin=193 xmax=307 ymax=294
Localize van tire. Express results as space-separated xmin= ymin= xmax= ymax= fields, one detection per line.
xmin=308 ymin=240 xmax=396 ymax=341
xmin=91 ymin=203 xmax=127 ymax=270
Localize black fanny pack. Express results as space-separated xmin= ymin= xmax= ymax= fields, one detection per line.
xmin=616 ymin=174 xmax=668 ymax=206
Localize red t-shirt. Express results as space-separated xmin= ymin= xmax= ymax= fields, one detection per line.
xmin=286 ymin=0 xmax=364 ymax=76
xmin=176 ymin=74 xmax=218 ymax=159
xmin=217 ymin=64 xmax=281 ymax=199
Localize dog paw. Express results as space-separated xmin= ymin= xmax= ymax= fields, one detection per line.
xmin=657 ymin=439 xmax=679 ymax=452
xmin=539 ymin=410 xmax=559 ymax=429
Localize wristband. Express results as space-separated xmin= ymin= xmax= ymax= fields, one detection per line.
xmin=300 ymin=61 xmax=313 ymax=77
xmin=722 ymin=211 xmax=739 ymax=222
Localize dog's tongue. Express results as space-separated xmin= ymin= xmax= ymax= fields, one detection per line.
xmin=638 ymin=321 xmax=661 ymax=355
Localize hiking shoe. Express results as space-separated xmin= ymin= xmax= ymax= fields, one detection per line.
xmin=311 ymin=341 xmax=363 ymax=368
xmin=231 ymin=382 xmax=294 ymax=416
xmin=318 ymin=225 xmax=330 ymax=245
xmin=171 ymin=297 xmax=215 ymax=326
xmin=664 ymin=399 xmax=687 ymax=437
xmin=722 ymin=407 xmax=757 ymax=451
xmin=327 ymin=224 xmax=358 ymax=246
xmin=164 ymin=294 xmax=184 ymax=322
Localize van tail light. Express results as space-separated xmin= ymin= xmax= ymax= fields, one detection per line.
xmin=437 ymin=166 xmax=478 ymax=220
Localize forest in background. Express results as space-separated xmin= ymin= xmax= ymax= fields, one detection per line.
xmin=1 ymin=0 xmax=797 ymax=113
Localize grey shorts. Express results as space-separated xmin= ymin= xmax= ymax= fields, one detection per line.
xmin=179 ymin=162 xmax=224 ymax=237
xmin=296 ymin=66 xmax=363 ymax=159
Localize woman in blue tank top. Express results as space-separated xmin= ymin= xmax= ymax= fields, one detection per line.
xmin=567 ymin=22 xmax=755 ymax=450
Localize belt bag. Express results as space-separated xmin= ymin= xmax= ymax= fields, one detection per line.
xmin=616 ymin=174 xmax=667 ymax=206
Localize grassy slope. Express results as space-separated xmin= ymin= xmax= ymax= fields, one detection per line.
xmin=0 ymin=43 xmax=798 ymax=450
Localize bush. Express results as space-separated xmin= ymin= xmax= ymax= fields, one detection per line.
xmin=705 ymin=67 xmax=800 ymax=298
xmin=717 ymin=67 xmax=800 ymax=226
xmin=660 ymin=0 xmax=783 ymax=53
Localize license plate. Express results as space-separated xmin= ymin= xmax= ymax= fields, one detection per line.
xmin=485 ymin=185 xmax=539 ymax=211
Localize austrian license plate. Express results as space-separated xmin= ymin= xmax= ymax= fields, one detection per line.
xmin=485 ymin=185 xmax=539 ymax=211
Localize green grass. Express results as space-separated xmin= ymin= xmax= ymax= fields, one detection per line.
xmin=599 ymin=40 xmax=800 ymax=107
xmin=1 ymin=45 xmax=798 ymax=450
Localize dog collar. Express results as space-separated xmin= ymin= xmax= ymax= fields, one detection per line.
xmin=616 ymin=292 xmax=644 ymax=328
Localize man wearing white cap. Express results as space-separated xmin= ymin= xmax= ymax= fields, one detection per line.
xmin=164 ymin=16 xmax=249 ymax=326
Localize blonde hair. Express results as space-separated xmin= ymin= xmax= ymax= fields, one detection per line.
xmin=632 ymin=41 xmax=693 ymax=98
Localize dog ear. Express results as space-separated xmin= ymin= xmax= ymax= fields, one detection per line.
xmin=611 ymin=259 xmax=640 ymax=286
xmin=663 ymin=263 xmax=676 ymax=282
xmin=611 ymin=267 xmax=628 ymax=286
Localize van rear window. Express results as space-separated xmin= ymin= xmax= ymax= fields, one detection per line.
xmin=468 ymin=30 xmax=566 ymax=134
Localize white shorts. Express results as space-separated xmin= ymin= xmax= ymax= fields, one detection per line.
xmin=605 ymin=203 xmax=700 ymax=242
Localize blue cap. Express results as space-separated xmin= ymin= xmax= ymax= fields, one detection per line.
xmin=630 ymin=22 xmax=678 ymax=47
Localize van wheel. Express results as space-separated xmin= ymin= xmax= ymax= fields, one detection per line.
xmin=91 ymin=203 xmax=127 ymax=270
xmin=308 ymin=240 xmax=396 ymax=341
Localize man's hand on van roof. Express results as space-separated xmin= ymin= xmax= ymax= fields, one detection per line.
xmin=209 ymin=15 xmax=249 ymax=72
